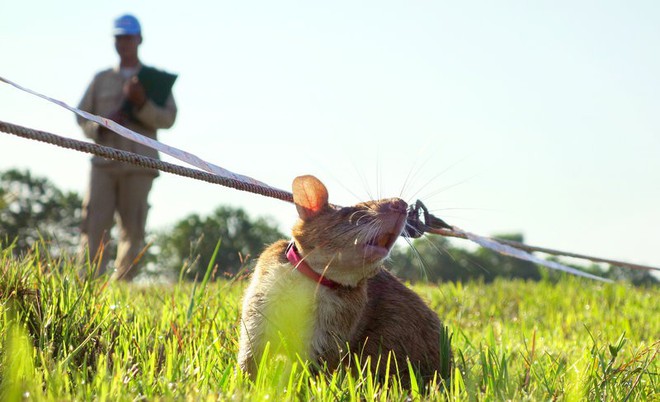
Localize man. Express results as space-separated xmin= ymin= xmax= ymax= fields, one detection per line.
xmin=77 ymin=14 xmax=177 ymax=280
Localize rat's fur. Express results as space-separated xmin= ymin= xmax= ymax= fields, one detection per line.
xmin=238 ymin=175 xmax=450 ymax=385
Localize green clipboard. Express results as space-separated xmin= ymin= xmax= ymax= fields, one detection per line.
xmin=121 ymin=65 xmax=177 ymax=117
xmin=137 ymin=66 xmax=178 ymax=107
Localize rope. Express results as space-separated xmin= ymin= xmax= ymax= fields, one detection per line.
xmin=0 ymin=120 xmax=294 ymax=203
xmin=2 ymin=118 xmax=658 ymax=277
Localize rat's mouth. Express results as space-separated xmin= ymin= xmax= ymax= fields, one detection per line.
xmin=361 ymin=231 xmax=399 ymax=262
xmin=366 ymin=232 xmax=397 ymax=251
xmin=359 ymin=213 xmax=407 ymax=261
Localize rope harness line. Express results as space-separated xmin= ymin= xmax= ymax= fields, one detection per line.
xmin=2 ymin=75 xmax=659 ymax=280
xmin=3 ymin=120 xmax=657 ymax=279
xmin=0 ymin=120 xmax=294 ymax=203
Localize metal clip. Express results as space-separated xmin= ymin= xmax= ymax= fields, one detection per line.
xmin=403 ymin=199 xmax=453 ymax=238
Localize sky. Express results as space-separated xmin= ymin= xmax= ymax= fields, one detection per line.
xmin=1 ymin=1 xmax=659 ymax=272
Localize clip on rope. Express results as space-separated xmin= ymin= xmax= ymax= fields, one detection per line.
xmin=2 ymin=76 xmax=658 ymax=281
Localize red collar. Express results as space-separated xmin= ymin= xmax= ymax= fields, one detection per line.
xmin=286 ymin=242 xmax=341 ymax=289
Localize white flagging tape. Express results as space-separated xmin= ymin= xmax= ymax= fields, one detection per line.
xmin=0 ymin=76 xmax=282 ymax=191
xmin=0 ymin=76 xmax=617 ymax=282
xmin=455 ymin=228 xmax=613 ymax=282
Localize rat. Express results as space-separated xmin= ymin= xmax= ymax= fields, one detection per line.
xmin=237 ymin=174 xmax=451 ymax=386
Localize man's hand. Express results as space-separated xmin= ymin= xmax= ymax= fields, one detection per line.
xmin=124 ymin=76 xmax=147 ymax=109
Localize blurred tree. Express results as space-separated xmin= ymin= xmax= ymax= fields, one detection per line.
xmin=390 ymin=233 xmax=541 ymax=283
xmin=390 ymin=236 xmax=471 ymax=282
xmin=470 ymin=233 xmax=541 ymax=281
xmin=150 ymin=206 xmax=285 ymax=281
xmin=0 ymin=169 xmax=82 ymax=257
xmin=605 ymin=265 xmax=658 ymax=286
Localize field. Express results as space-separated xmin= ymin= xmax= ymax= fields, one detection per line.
xmin=0 ymin=245 xmax=658 ymax=401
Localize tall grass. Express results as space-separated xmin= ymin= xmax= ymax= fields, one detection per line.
xmin=0 ymin=243 xmax=657 ymax=400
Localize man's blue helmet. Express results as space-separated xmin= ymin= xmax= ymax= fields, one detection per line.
xmin=113 ymin=14 xmax=141 ymax=36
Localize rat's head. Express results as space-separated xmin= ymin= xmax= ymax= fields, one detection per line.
xmin=291 ymin=175 xmax=408 ymax=286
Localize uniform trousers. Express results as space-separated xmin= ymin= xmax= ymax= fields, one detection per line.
xmin=80 ymin=166 xmax=154 ymax=280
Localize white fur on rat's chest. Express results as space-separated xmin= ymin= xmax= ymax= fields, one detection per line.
xmin=249 ymin=261 xmax=320 ymax=361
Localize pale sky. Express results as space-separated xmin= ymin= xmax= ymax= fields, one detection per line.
xmin=2 ymin=1 xmax=659 ymax=271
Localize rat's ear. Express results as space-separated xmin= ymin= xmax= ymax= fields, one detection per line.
xmin=292 ymin=175 xmax=329 ymax=220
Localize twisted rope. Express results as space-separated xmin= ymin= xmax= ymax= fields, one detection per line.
xmin=0 ymin=120 xmax=294 ymax=203
xmin=2 ymin=119 xmax=658 ymax=275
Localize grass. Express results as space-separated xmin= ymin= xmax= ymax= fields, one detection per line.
xmin=0 ymin=243 xmax=658 ymax=401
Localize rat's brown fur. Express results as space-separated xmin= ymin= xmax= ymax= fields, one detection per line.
xmin=238 ymin=175 xmax=451 ymax=386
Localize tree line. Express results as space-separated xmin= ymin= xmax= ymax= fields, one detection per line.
xmin=1 ymin=169 xmax=656 ymax=285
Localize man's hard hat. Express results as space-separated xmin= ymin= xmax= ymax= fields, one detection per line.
xmin=113 ymin=14 xmax=141 ymax=36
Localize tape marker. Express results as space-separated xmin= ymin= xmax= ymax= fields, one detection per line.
xmin=0 ymin=76 xmax=282 ymax=191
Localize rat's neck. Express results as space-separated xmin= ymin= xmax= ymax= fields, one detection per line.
xmin=285 ymin=242 xmax=342 ymax=289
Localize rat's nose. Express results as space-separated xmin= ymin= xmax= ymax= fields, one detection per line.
xmin=387 ymin=198 xmax=408 ymax=213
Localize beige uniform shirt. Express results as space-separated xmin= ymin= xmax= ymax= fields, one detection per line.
xmin=77 ymin=65 xmax=177 ymax=174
